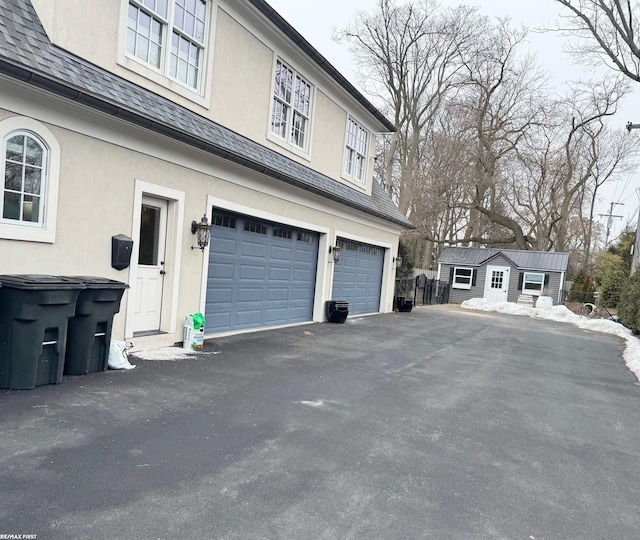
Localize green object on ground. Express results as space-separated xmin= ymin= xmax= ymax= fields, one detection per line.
xmin=192 ymin=312 xmax=205 ymax=330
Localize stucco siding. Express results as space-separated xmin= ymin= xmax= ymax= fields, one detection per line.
xmin=27 ymin=0 xmax=380 ymax=195
xmin=209 ymin=7 xmax=273 ymax=143
xmin=0 ymin=85 xmax=401 ymax=346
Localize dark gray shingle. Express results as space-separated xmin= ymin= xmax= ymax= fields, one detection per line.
xmin=0 ymin=0 xmax=412 ymax=228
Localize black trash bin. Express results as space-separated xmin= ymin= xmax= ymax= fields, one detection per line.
xmin=396 ymin=297 xmax=414 ymax=312
xmin=326 ymin=300 xmax=349 ymax=323
xmin=0 ymin=275 xmax=85 ymax=390
xmin=64 ymin=277 xmax=129 ymax=376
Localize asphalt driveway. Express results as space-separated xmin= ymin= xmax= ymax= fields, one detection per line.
xmin=2 ymin=305 xmax=640 ymax=539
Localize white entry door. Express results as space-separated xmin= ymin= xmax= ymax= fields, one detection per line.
xmin=484 ymin=265 xmax=510 ymax=302
xmin=132 ymin=196 xmax=168 ymax=333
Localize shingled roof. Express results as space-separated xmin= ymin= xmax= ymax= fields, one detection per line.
xmin=438 ymin=247 xmax=569 ymax=273
xmin=0 ymin=0 xmax=413 ymax=229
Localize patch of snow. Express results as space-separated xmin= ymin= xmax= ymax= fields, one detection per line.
xmin=299 ymin=400 xmax=325 ymax=407
xmin=130 ymin=347 xmax=200 ymax=361
xmin=461 ymin=298 xmax=639 ymax=380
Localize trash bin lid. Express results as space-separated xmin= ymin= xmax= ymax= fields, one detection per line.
xmin=0 ymin=274 xmax=86 ymax=290
xmin=69 ymin=276 xmax=130 ymax=290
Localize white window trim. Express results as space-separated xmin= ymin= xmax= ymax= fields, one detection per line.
xmin=0 ymin=117 xmax=59 ymax=244
xmin=117 ymin=0 xmax=214 ymax=106
xmin=452 ymin=267 xmax=473 ymax=290
xmin=266 ymin=57 xmax=315 ymax=160
xmin=523 ymin=272 xmax=545 ymax=296
xmin=342 ymin=115 xmax=370 ymax=186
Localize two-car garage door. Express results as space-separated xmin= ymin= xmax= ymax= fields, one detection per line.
xmin=205 ymin=210 xmax=319 ymax=334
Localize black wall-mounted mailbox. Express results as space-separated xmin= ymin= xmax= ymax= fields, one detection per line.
xmin=111 ymin=234 xmax=134 ymax=270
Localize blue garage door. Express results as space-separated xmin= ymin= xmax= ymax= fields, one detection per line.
xmin=331 ymin=238 xmax=384 ymax=315
xmin=205 ymin=210 xmax=319 ymax=334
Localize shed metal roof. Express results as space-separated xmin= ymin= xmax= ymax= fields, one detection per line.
xmin=0 ymin=0 xmax=412 ymax=229
xmin=438 ymin=247 xmax=569 ymax=273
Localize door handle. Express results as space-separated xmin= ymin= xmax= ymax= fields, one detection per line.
xmin=160 ymin=261 xmax=166 ymax=275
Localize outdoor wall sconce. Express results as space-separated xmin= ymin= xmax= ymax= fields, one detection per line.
xmin=329 ymin=244 xmax=342 ymax=263
xmin=191 ymin=215 xmax=212 ymax=251
xmin=393 ymin=255 xmax=403 ymax=267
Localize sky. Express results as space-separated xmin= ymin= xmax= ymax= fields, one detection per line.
xmin=266 ymin=0 xmax=640 ymax=245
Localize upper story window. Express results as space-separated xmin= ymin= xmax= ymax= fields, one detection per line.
xmin=270 ymin=59 xmax=312 ymax=152
xmin=0 ymin=117 xmax=60 ymax=243
xmin=344 ymin=117 xmax=369 ymax=184
xmin=126 ymin=0 xmax=207 ymax=90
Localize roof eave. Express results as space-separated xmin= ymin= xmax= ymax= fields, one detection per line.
xmin=0 ymin=59 xmax=410 ymax=228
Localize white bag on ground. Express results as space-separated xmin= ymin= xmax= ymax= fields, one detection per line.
xmin=108 ymin=340 xmax=136 ymax=370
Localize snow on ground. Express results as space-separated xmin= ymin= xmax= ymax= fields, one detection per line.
xmin=461 ymin=298 xmax=640 ymax=381
xmin=129 ymin=347 xmax=200 ymax=361
xmin=128 ymin=347 xmax=223 ymax=361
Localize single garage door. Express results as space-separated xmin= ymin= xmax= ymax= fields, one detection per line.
xmin=205 ymin=210 xmax=319 ymax=333
xmin=331 ymin=238 xmax=384 ymax=315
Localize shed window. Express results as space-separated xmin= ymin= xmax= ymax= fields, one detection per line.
xmin=523 ymin=272 xmax=545 ymax=295
xmin=452 ymin=267 xmax=473 ymax=290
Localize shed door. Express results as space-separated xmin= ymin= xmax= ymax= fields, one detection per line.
xmin=484 ymin=265 xmax=510 ymax=302
xmin=331 ymin=238 xmax=384 ymax=315
xmin=205 ymin=210 xmax=318 ymax=334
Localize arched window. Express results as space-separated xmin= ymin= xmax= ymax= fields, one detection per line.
xmin=0 ymin=117 xmax=60 ymax=243
xmin=2 ymin=132 xmax=47 ymax=225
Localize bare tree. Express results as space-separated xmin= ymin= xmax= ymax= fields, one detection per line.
xmin=341 ymin=0 xmax=639 ymax=270
xmin=453 ymin=19 xmax=550 ymax=248
xmin=554 ymin=0 xmax=640 ymax=82
xmin=498 ymin=78 xmax=632 ymax=248
xmin=336 ymin=0 xmax=484 ymax=214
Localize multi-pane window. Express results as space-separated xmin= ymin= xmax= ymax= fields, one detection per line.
xmin=2 ymin=132 xmax=46 ymax=225
xmin=452 ymin=267 xmax=473 ymax=289
xmin=244 ymin=221 xmax=267 ymax=235
xmin=523 ymin=272 xmax=545 ymax=295
xmin=127 ymin=0 xmax=207 ymax=89
xmin=490 ymin=270 xmax=504 ymax=290
xmin=273 ymin=227 xmax=293 ymax=239
xmin=271 ymin=60 xmax=312 ymax=150
xmin=298 ymin=232 xmax=314 ymax=243
xmin=212 ymin=213 xmax=236 ymax=229
xmin=344 ymin=117 xmax=369 ymax=183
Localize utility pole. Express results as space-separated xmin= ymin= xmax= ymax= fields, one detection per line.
xmin=627 ymin=123 xmax=640 ymax=273
xmin=599 ymin=201 xmax=624 ymax=248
